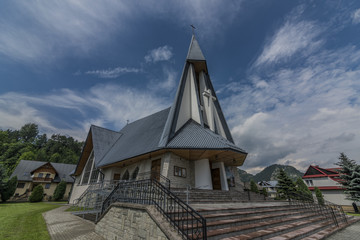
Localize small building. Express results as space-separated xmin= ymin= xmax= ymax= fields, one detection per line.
xmin=302 ymin=165 xmax=353 ymax=206
xmin=10 ymin=160 xmax=76 ymax=201
xmin=258 ymin=180 xmax=278 ymax=198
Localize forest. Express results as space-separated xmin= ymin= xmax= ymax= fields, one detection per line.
xmin=0 ymin=123 xmax=84 ymax=178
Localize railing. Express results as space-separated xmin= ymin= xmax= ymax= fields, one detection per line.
xmin=32 ymin=177 xmax=52 ymax=182
xmin=101 ymin=179 xmax=207 ymax=240
xmin=137 ymin=171 xmax=171 ymax=189
xmin=286 ymin=191 xmax=347 ymax=227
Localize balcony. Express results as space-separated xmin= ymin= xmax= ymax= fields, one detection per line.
xmin=32 ymin=177 xmax=53 ymax=182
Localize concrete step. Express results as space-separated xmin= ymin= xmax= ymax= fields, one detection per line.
xmin=207 ymin=215 xmax=327 ymax=240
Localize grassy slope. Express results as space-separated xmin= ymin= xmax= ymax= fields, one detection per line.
xmin=0 ymin=202 xmax=61 ymax=240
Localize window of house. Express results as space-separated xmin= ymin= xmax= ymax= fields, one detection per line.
xmin=174 ymin=166 xmax=187 ymax=178
xmin=38 ymin=173 xmax=43 ymax=178
xmin=45 ymin=173 xmax=51 ymax=178
xmin=45 ymin=183 xmax=51 ymax=189
xmin=17 ymin=183 xmax=25 ymax=188
xmin=122 ymin=170 xmax=129 ymax=180
xmin=305 ymin=180 xmax=313 ymax=186
xmin=132 ymin=167 xmax=139 ymax=180
xmin=81 ymin=151 xmax=94 ymax=185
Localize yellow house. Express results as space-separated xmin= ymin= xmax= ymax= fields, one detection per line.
xmin=10 ymin=160 xmax=76 ymax=201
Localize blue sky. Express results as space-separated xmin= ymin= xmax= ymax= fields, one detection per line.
xmin=1 ymin=0 xmax=360 ymax=173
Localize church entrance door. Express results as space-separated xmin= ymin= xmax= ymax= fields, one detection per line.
xmin=151 ymin=159 xmax=161 ymax=181
xmin=211 ymin=168 xmax=221 ymax=190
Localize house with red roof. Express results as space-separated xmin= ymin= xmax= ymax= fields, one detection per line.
xmin=302 ymin=165 xmax=352 ymax=206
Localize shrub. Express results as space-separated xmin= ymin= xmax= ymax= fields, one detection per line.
xmin=261 ymin=187 xmax=268 ymax=197
xmin=29 ymin=185 xmax=44 ymax=202
xmin=0 ymin=176 xmax=18 ymax=202
xmin=314 ymin=187 xmax=324 ymax=205
xmin=250 ymin=180 xmax=259 ymax=193
xmin=53 ymin=181 xmax=67 ymax=201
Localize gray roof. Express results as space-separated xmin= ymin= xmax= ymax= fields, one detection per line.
xmin=186 ymin=35 xmax=205 ymax=61
xmin=167 ymin=120 xmax=245 ymax=152
xmin=91 ymin=125 xmax=122 ymax=165
xmin=97 ymin=108 xmax=170 ymax=167
xmin=10 ymin=160 xmax=76 ymax=183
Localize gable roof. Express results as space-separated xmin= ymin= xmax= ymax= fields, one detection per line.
xmin=10 ymin=160 xmax=76 ymax=183
xmin=97 ymin=108 xmax=170 ymax=167
xmin=73 ymin=125 xmax=121 ymax=175
xmin=166 ymin=120 xmax=244 ymax=152
xmin=303 ymin=165 xmax=340 ymax=178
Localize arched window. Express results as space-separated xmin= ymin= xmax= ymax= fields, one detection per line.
xmin=132 ymin=167 xmax=139 ymax=180
xmin=122 ymin=170 xmax=129 ymax=180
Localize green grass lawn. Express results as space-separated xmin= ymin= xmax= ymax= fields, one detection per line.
xmin=0 ymin=202 xmax=62 ymax=240
xmin=346 ymin=212 xmax=360 ymax=217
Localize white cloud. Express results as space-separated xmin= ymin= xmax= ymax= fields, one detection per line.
xmin=145 ymin=46 xmax=173 ymax=63
xmin=255 ymin=20 xmax=323 ymax=66
xmin=0 ymin=84 xmax=169 ymax=140
xmin=0 ymin=1 xmax=242 ymax=63
xmin=352 ymin=9 xmax=360 ymax=24
xmin=0 ymin=0 xmax=128 ymax=63
xmin=224 ymin=45 xmax=360 ymax=173
xmin=86 ymin=67 xmax=141 ymax=78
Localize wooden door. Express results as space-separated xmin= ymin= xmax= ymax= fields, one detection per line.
xmin=151 ymin=159 xmax=161 ymax=181
xmin=211 ymin=168 xmax=221 ymax=190
xmin=113 ymin=173 xmax=120 ymax=181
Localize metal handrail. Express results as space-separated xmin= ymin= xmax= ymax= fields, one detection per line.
xmin=101 ymin=179 xmax=207 ymax=240
xmin=286 ymin=191 xmax=347 ymax=227
xmin=137 ymin=171 xmax=171 ymax=189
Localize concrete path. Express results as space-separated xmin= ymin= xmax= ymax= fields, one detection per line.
xmin=43 ymin=206 xmax=104 ymax=240
xmin=326 ymin=220 xmax=360 ymax=240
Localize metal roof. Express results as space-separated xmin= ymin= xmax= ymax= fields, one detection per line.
xmin=97 ymin=108 xmax=171 ymax=167
xmin=10 ymin=160 xmax=76 ymax=183
xmin=91 ymin=125 xmax=122 ymax=165
xmin=186 ymin=35 xmax=205 ymax=61
xmin=166 ymin=120 xmax=245 ymax=152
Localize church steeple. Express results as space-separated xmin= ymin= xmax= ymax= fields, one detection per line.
xmin=159 ymin=36 xmax=234 ymax=147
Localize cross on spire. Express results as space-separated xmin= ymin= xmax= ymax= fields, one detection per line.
xmin=190 ymin=25 xmax=196 ymax=35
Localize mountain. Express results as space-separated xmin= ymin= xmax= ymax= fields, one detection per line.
xmin=238 ymin=164 xmax=304 ymax=183
xmin=237 ymin=169 xmax=254 ymax=182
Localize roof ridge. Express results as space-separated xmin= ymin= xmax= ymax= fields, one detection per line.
xmin=91 ymin=124 xmax=119 ymax=133
xmin=120 ymin=107 xmax=171 ymax=132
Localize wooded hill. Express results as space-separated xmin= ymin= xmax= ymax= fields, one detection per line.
xmin=0 ymin=123 xmax=84 ymax=177
xmin=238 ymin=164 xmax=304 ymax=182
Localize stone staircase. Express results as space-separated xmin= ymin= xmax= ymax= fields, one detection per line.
xmin=170 ymin=189 xmax=358 ymax=239
xmin=183 ymin=203 xmax=356 ymax=240
xmin=172 ymin=188 xmax=267 ymax=204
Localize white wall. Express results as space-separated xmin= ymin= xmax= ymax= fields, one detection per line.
xmin=318 ymin=190 xmax=353 ymax=206
xmin=194 ymin=159 xmax=213 ymax=189
xmin=69 ymin=184 xmax=89 ymax=204
xmin=212 ymin=162 xmax=229 ymax=191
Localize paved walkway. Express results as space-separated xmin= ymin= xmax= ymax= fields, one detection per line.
xmin=43 ymin=206 xmax=104 ymax=240
xmin=326 ymin=220 xmax=360 ymax=240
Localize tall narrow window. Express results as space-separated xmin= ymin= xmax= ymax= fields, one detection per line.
xmin=132 ymin=167 xmax=139 ymax=180
xmin=81 ymin=151 xmax=94 ymax=185
xmin=122 ymin=170 xmax=129 ymax=180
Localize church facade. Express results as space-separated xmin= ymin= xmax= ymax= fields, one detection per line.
xmin=70 ymin=36 xmax=248 ymax=203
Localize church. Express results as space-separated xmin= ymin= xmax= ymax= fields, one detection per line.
xmin=69 ymin=35 xmax=248 ymax=203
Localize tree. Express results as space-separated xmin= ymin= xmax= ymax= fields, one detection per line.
xmin=20 ymin=123 xmax=39 ymax=142
xmin=346 ymin=165 xmax=360 ymax=202
xmin=335 ymin=152 xmax=359 ymax=201
xmin=276 ymin=168 xmax=296 ymax=199
xmin=0 ymin=176 xmax=17 ymax=202
xmin=250 ymin=180 xmax=259 ymax=193
xmin=19 ymin=151 xmax=36 ymax=161
xmin=53 ymin=181 xmax=67 ymax=201
xmin=29 ymin=185 xmax=44 ymax=202
xmin=314 ymin=187 xmax=324 ymax=205
xmin=0 ymin=164 xmax=6 ymax=200
xmin=261 ymin=187 xmax=268 ymax=197
xmin=295 ymin=177 xmax=313 ymax=201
